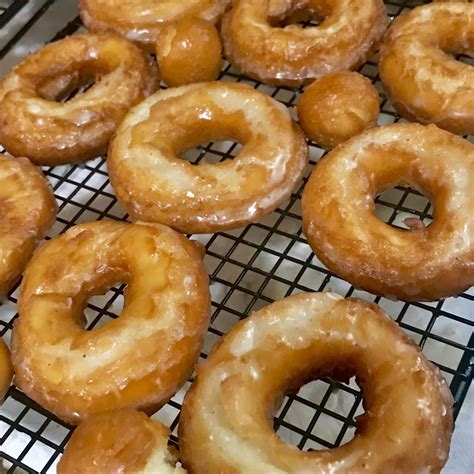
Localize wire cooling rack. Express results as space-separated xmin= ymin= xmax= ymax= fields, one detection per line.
xmin=0 ymin=0 xmax=473 ymax=472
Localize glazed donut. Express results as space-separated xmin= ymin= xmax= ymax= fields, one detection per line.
xmin=221 ymin=0 xmax=388 ymax=87
xmin=156 ymin=17 xmax=223 ymax=87
xmin=79 ymin=0 xmax=230 ymax=53
xmin=0 ymin=338 xmax=13 ymax=401
xmin=108 ymin=82 xmax=308 ymax=234
xmin=12 ymin=221 xmax=210 ymax=424
xmin=297 ymin=71 xmax=380 ymax=150
xmin=0 ymin=153 xmax=57 ymax=297
xmin=58 ymin=410 xmax=185 ymax=473
xmin=302 ymin=123 xmax=474 ymax=301
xmin=180 ymin=292 xmax=453 ymax=473
xmin=379 ymin=2 xmax=474 ymax=136
xmin=0 ymin=33 xmax=158 ymax=166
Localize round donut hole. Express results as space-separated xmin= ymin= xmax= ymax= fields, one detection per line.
xmin=375 ymin=186 xmax=433 ymax=230
xmin=274 ymin=378 xmax=362 ymax=451
xmin=181 ymin=140 xmax=244 ymax=165
xmin=37 ymin=73 xmax=96 ymax=103
xmin=84 ymin=283 xmax=126 ymax=331
xmin=269 ymin=5 xmax=326 ymax=28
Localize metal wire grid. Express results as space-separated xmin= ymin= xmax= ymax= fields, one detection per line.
xmin=0 ymin=0 xmax=473 ymax=472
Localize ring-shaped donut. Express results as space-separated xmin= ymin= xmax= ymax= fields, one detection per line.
xmin=58 ymin=410 xmax=185 ymax=473
xmin=12 ymin=221 xmax=210 ymax=424
xmin=0 ymin=153 xmax=57 ymax=297
xmin=180 ymin=293 xmax=453 ymax=473
xmin=0 ymin=33 xmax=158 ymax=166
xmin=0 ymin=338 xmax=13 ymax=401
xmin=221 ymin=0 xmax=388 ymax=87
xmin=302 ymin=123 xmax=474 ymax=301
xmin=79 ymin=0 xmax=231 ymax=53
xmin=379 ymin=2 xmax=474 ymax=135
xmin=108 ymin=82 xmax=308 ymax=234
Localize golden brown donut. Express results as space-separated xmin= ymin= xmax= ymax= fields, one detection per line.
xmin=180 ymin=292 xmax=453 ymax=473
xmin=0 ymin=153 xmax=57 ymax=297
xmin=302 ymin=123 xmax=474 ymax=302
xmin=58 ymin=410 xmax=185 ymax=473
xmin=156 ymin=17 xmax=223 ymax=87
xmin=0 ymin=33 xmax=158 ymax=166
xmin=79 ymin=0 xmax=231 ymax=53
xmin=379 ymin=2 xmax=474 ymax=136
xmin=221 ymin=0 xmax=388 ymax=87
xmin=297 ymin=71 xmax=380 ymax=149
xmin=12 ymin=221 xmax=211 ymax=424
xmin=0 ymin=338 xmax=13 ymax=401
xmin=108 ymin=82 xmax=308 ymax=234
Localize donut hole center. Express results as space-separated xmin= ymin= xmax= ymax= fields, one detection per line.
xmin=84 ymin=282 xmax=126 ymax=331
xmin=181 ymin=140 xmax=244 ymax=164
xmin=37 ymin=72 xmax=97 ymax=103
xmin=274 ymin=377 xmax=362 ymax=450
xmin=269 ymin=5 xmax=327 ymax=28
xmin=375 ymin=186 xmax=433 ymax=230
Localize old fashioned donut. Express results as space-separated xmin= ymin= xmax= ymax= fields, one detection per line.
xmin=12 ymin=221 xmax=210 ymax=424
xmin=221 ymin=0 xmax=388 ymax=87
xmin=180 ymin=292 xmax=453 ymax=473
xmin=0 ymin=33 xmax=158 ymax=166
xmin=79 ymin=0 xmax=230 ymax=53
xmin=58 ymin=409 xmax=185 ymax=473
xmin=302 ymin=123 xmax=474 ymax=301
xmin=156 ymin=17 xmax=223 ymax=87
xmin=297 ymin=71 xmax=380 ymax=150
xmin=379 ymin=2 xmax=474 ymax=136
xmin=108 ymin=82 xmax=308 ymax=234
xmin=0 ymin=153 xmax=57 ymax=297
xmin=0 ymin=338 xmax=13 ymax=401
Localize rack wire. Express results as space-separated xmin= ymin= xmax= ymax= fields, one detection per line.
xmin=0 ymin=0 xmax=473 ymax=472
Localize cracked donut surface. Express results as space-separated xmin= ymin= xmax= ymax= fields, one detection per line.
xmin=180 ymin=292 xmax=453 ymax=473
xmin=12 ymin=221 xmax=211 ymax=424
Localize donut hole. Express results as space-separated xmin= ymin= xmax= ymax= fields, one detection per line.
xmin=84 ymin=282 xmax=126 ymax=330
xmin=37 ymin=72 xmax=98 ymax=103
xmin=375 ymin=186 xmax=433 ymax=230
xmin=269 ymin=6 xmax=326 ymax=28
xmin=181 ymin=140 xmax=244 ymax=165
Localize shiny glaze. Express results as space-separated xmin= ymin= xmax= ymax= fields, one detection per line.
xmin=0 ymin=33 xmax=158 ymax=165
xmin=302 ymin=123 xmax=474 ymax=301
xmin=80 ymin=0 xmax=231 ymax=52
xmin=221 ymin=0 xmax=388 ymax=87
xmin=0 ymin=338 xmax=13 ymax=401
xmin=156 ymin=16 xmax=223 ymax=87
xmin=180 ymin=293 xmax=453 ymax=473
xmin=12 ymin=221 xmax=211 ymax=424
xmin=297 ymin=71 xmax=380 ymax=150
xmin=0 ymin=153 xmax=57 ymax=297
xmin=108 ymin=82 xmax=308 ymax=234
xmin=379 ymin=2 xmax=474 ymax=135
xmin=58 ymin=410 xmax=185 ymax=473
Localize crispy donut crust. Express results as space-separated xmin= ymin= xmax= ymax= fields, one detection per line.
xmin=180 ymin=293 xmax=453 ymax=473
xmin=379 ymin=2 xmax=474 ymax=135
xmin=0 ymin=153 xmax=57 ymax=297
xmin=221 ymin=0 xmax=388 ymax=87
xmin=297 ymin=71 xmax=380 ymax=149
xmin=12 ymin=221 xmax=211 ymax=424
xmin=302 ymin=123 xmax=474 ymax=301
xmin=58 ymin=410 xmax=185 ymax=473
xmin=108 ymin=82 xmax=308 ymax=234
xmin=79 ymin=0 xmax=231 ymax=53
xmin=0 ymin=338 xmax=13 ymax=401
xmin=0 ymin=33 xmax=158 ymax=166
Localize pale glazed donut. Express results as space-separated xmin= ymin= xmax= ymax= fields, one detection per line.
xmin=180 ymin=292 xmax=453 ymax=473
xmin=79 ymin=0 xmax=231 ymax=53
xmin=156 ymin=17 xmax=223 ymax=87
xmin=0 ymin=33 xmax=158 ymax=166
xmin=221 ymin=0 xmax=388 ymax=87
xmin=0 ymin=153 xmax=57 ymax=297
xmin=108 ymin=82 xmax=308 ymax=234
xmin=297 ymin=71 xmax=380 ymax=150
xmin=0 ymin=338 xmax=13 ymax=401
xmin=302 ymin=123 xmax=474 ymax=301
xmin=58 ymin=410 xmax=185 ymax=473
xmin=379 ymin=2 xmax=474 ymax=135
xmin=12 ymin=221 xmax=211 ymax=424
